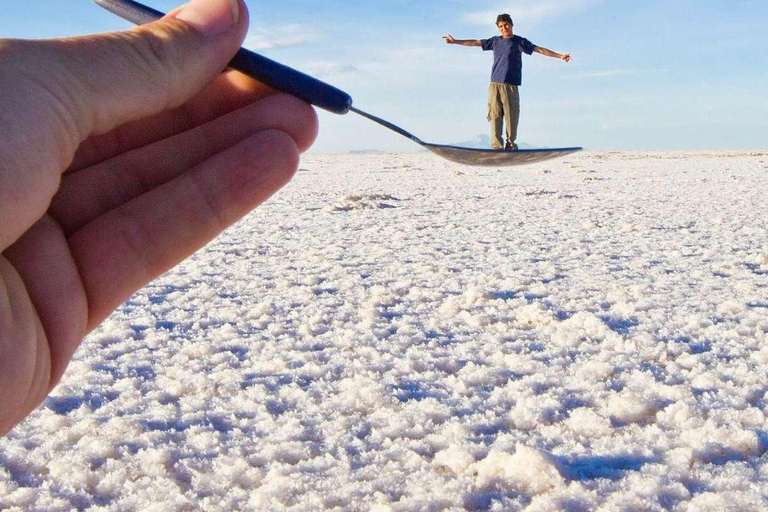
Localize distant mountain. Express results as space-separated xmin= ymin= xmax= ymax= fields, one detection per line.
xmin=451 ymin=134 xmax=491 ymax=148
xmin=449 ymin=134 xmax=535 ymax=149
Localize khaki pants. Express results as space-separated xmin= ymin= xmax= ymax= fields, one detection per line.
xmin=487 ymin=83 xmax=520 ymax=150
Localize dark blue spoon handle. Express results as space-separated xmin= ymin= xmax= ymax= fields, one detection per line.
xmin=93 ymin=0 xmax=353 ymax=114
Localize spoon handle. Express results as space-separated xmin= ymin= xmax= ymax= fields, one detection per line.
xmin=93 ymin=0 xmax=353 ymax=114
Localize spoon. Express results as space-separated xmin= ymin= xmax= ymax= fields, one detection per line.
xmin=94 ymin=0 xmax=581 ymax=166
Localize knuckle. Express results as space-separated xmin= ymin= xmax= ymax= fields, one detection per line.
xmin=114 ymin=23 xmax=196 ymax=103
xmin=125 ymin=29 xmax=182 ymax=83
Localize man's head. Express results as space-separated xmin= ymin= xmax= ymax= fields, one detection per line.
xmin=496 ymin=14 xmax=513 ymax=38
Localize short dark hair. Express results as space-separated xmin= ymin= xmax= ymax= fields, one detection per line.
xmin=496 ymin=14 xmax=513 ymax=26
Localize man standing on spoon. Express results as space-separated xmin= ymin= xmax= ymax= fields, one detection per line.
xmin=443 ymin=14 xmax=571 ymax=151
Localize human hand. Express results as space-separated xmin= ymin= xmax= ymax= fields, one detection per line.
xmin=0 ymin=0 xmax=317 ymax=436
xmin=442 ymin=34 xmax=456 ymax=44
xmin=562 ymin=53 xmax=572 ymax=62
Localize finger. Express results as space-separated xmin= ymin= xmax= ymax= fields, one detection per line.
xmin=69 ymin=129 xmax=300 ymax=329
xmin=0 ymin=257 xmax=51 ymax=435
xmin=52 ymin=94 xmax=316 ymax=235
xmin=3 ymin=216 xmax=88 ymax=387
xmin=19 ymin=0 xmax=249 ymax=167
xmin=67 ymin=69 xmax=277 ymax=172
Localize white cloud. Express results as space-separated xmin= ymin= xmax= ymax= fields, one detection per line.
xmin=464 ymin=0 xmax=598 ymax=27
xmin=348 ymin=46 xmax=488 ymax=89
xmin=305 ymin=61 xmax=359 ymax=78
xmin=244 ymin=24 xmax=318 ymax=51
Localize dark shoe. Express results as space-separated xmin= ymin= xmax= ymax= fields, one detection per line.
xmin=505 ymin=143 xmax=519 ymax=151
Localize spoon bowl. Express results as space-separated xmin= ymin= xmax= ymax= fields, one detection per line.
xmin=420 ymin=144 xmax=583 ymax=166
xmin=350 ymin=107 xmax=581 ymax=166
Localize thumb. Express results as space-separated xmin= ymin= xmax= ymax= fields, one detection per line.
xmin=0 ymin=0 xmax=248 ymax=250
xmin=23 ymin=0 xmax=248 ymax=152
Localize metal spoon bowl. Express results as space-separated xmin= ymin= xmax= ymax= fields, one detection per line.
xmin=95 ymin=0 xmax=581 ymax=167
xmin=350 ymin=107 xmax=581 ymax=166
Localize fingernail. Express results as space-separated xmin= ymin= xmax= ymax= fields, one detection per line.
xmin=176 ymin=0 xmax=239 ymax=36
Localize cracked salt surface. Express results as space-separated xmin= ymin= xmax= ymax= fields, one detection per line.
xmin=2 ymin=151 xmax=768 ymax=510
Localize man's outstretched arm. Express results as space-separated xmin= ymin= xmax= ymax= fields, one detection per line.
xmin=534 ymin=46 xmax=572 ymax=62
xmin=443 ymin=34 xmax=482 ymax=47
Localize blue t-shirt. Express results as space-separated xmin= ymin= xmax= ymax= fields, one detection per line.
xmin=480 ymin=35 xmax=536 ymax=86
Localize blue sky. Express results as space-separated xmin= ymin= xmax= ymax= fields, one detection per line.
xmin=3 ymin=0 xmax=767 ymax=152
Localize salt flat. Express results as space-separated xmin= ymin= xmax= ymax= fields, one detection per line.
xmin=1 ymin=151 xmax=767 ymax=511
